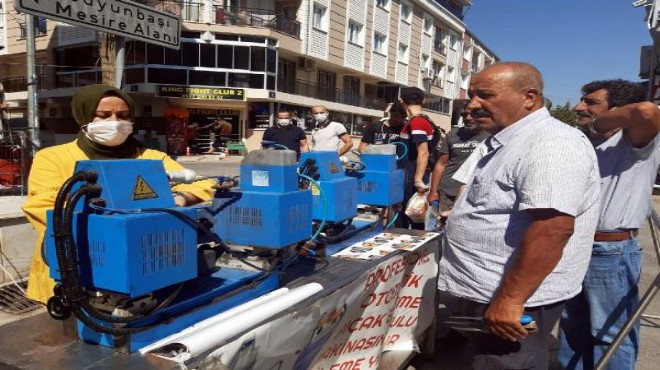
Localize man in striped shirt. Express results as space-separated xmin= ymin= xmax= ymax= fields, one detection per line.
xmin=439 ymin=62 xmax=600 ymax=369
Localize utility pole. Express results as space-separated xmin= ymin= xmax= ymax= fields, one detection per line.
xmin=26 ymin=15 xmax=39 ymax=148
xmin=100 ymin=33 xmax=125 ymax=89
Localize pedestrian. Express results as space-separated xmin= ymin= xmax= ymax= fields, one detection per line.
xmin=427 ymin=109 xmax=490 ymax=214
xmin=21 ymin=84 xmax=216 ymax=305
xmin=263 ymin=110 xmax=309 ymax=156
xmin=206 ymin=118 xmax=233 ymax=154
xmin=398 ymin=86 xmax=443 ymax=229
xmin=440 ymin=62 xmax=600 ymax=369
xmin=309 ymin=105 xmax=353 ymax=156
xmin=358 ymin=102 xmax=407 ymax=152
xmin=558 ymin=79 xmax=660 ymax=370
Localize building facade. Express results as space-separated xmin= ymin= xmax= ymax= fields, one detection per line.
xmin=0 ymin=0 xmax=492 ymax=153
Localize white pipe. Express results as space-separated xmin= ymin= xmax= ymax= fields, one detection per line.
xmin=142 ymin=283 xmax=323 ymax=360
xmin=139 ymin=286 xmax=291 ymax=354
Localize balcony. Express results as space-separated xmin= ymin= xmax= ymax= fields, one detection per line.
xmin=278 ymin=76 xmax=388 ymax=110
xmin=147 ymin=1 xmax=301 ymax=38
xmin=432 ymin=0 xmax=468 ymax=20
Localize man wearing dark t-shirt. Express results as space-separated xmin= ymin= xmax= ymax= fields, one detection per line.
xmin=263 ymin=110 xmax=309 ymax=154
xmin=358 ymin=102 xmax=407 ymax=152
xmin=428 ymin=111 xmax=490 ymax=210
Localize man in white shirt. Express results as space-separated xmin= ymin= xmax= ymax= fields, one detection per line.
xmin=309 ymin=105 xmax=353 ymax=155
xmin=440 ymin=62 xmax=600 ymax=369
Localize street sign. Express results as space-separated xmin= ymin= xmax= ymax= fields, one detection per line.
xmin=13 ymin=0 xmax=181 ymax=49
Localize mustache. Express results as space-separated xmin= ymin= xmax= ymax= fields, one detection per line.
xmin=470 ymin=109 xmax=490 ymax=118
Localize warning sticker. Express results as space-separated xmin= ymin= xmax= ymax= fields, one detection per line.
xmin=133 ymin=176 xmax=158 ymax=200
xmin=329 ymin=161 xmax=339 ymax=173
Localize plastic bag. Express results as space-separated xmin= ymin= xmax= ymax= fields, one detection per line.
xmin=405 ymin=192 xmax=428 ymax=223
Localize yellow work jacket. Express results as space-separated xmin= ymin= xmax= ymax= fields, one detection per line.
xmin=22 ymin=140 xmax=216 ymax=304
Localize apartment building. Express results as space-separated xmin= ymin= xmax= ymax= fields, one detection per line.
xmin=0 ymin=0 xmax=488 ymax=153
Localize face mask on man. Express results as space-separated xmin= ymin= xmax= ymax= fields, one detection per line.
xmin=84 ymin=120 xmax=133 ymax=147
xmin=277 ymin=118 xmax=291 ymax=126
xmin=313 ymin=113 xmax=328 ymax=123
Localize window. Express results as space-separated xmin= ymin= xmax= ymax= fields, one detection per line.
xmin=348 ymin=21 xmax=363 ymax=45
xmin=36 ymin=17 xmax=47 ymax=36
xmin=343 ymin=76 xmax=360 ymax=105
xmin=18 ymin=17 xmax=48 ymax=39
xmin=423 ymin=16 xmax=433 ymax=35
xmin=318 ymin=70 xmax=336 ymax=101
xmin=432 ymin=60 xmax=444 ymax=87
xmin=373 ymin=32 xmax=386 ymax=54
xmin=449 ymin=32 xmax=459 ymax=50
xmin=463 ymin=44 xmax=471 ymax=60
xmin=435 ymin=28 xmax=446 ymax=54
xmin=376 ymin=0 xmax=389 ymax=9
xmin=421 ymin=54 xmax=429 ymax=70
xmin=401 ymin=1 xmax=412 ymax=23
xmin=398 ymin=43 xmax=408 ymax=62
xmin=313 ymin=3 xmax=328 ymax=31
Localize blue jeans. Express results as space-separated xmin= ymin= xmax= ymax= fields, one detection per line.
xmin=558 ymin=238 xmax=643 ymax=370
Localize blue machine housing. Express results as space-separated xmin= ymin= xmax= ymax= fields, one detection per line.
xmin=299 ymin=151 xmax=357 ymax=223
xmin=346 ymin=152 xmax=405 ymax=206
xmin=213 ymin=149 xmax=312 ymax=248
xmin=45 ymin=209 xmax=199 ymax=297
xmin=41 ymin=159 xmax=282 ymax=352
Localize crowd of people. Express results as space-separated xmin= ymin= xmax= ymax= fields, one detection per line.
xmin=20 ymin=58 xmax=660 ymax=369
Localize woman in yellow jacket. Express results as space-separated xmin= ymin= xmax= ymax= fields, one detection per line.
xmin=22 ymin=84 xmax=216 ymax=304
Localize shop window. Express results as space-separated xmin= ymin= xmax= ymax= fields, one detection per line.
xmin=181 ymin=31 xmax=201 ymax=39
xmin=251 ymin=47 xmax=266 ymax=72
xmin=182 ymin=43 xmax=199 ymax=67
xmin=126 ymin=42 xmax=146 ymax=64
xmin=234 ymin=46 xmax=250 ymax=69
xmin=200 ymin=44 xmax=216 ymax=68
xmin=215 ymin=34 xmax=239 ymax=41
xmin=267 ymin=49 xmax=277 ymax=73
xmin=217 ymin=45 xmax=233 ymax=68
xmin=242 ymin=35 xmax=266 ymax=44
xmin=165 ymin=47 xmax=182 ymax=66
xmin=249 ymin=74 xmax=265 ymax=88
xmin=148 ymin=68 xmax=187 ymax=84
xmin=147 ymin=44 xmax=164 ymax=64
xmin=125 ymin=68 xmax=145 ymax=84
xmin=190 ymin=70 xmax=226 ymax=86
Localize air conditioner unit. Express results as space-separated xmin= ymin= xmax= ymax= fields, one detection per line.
xmin=201 ymin=30 xmax=214 ymax=43
xmin=298 ymin=57 xmax=316 ymax=71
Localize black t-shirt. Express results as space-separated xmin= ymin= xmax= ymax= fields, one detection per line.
xmin=361 ymin=119 xmax=407 ymax=164
xmin=263 ymin=125 xmax=307 ymax=153
xmin=360 ymin=119 xmax=402 ymax=145
xmin=438 ymin=127 xmax=490 ymax=196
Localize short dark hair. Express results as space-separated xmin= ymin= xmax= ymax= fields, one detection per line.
xmin=581 ymin=79 xmax=647 ymax=108
xmin=389 ymin=102 xmax=407 ymax=116
xmin=277 ymin=109 xmax=291 ymax=116
xmin=400 ymin=87 xmax=425 ymax=105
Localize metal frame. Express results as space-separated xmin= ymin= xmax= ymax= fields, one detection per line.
xmin=595 ymin=208 xmax=660 ymax=369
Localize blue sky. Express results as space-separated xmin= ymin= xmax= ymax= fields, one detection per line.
xmin=464 ymin=0 xmax=652 ymax=106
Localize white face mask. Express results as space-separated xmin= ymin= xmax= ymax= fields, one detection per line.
xmin=277 ymin=118 xmax=291 ymax=126
xmin=313 ymin=113 xmax=328 ymax=123
xmin=84 ymin=120 xmax=133 ymax=147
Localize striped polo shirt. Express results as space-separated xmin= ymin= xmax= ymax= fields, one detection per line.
xmin=439 ymin=108 xmax=600 ymax=307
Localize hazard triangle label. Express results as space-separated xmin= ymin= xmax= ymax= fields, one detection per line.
xmin=133 ymin=176 xmax=158 ymax=200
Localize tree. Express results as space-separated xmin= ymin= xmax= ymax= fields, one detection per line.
xmin=550 ymin=102 xmax=577 ymax=126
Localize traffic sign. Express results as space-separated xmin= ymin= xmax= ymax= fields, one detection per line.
xmin=13 ymin=0 xmax=181 ymax=49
